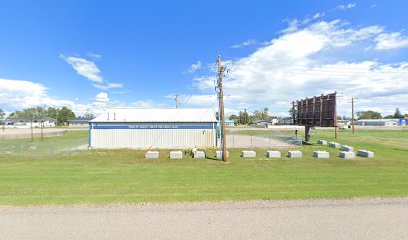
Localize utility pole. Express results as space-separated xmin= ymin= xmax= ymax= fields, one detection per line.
xmin=334 ymin=92 xmax=338 ymax=140
xmin=41 ymin=114 xmax=44 ymax=141
xmin=175 ymin=94 xmax=180 ymax=108
xmin=41 ymin=105 xmax=45 ymax=141
xmin=30 ymin=116 xmax=34 ymax=141
xmin=217 ymin=55 xmax=228 ymax=162
xmin=351 ymin=97 xmax=355 ymax=134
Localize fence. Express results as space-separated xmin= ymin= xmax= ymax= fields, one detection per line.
xmin=0 ymin=137 xmax=88 ymax=158
xmin=227 ymin=130 xmax=302 ymax=148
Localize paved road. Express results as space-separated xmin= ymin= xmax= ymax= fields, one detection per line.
xmin=1 ymin=198 xmax=407 ymax=240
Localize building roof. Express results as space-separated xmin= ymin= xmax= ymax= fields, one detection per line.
xmin=6 ymin=117 xmax=56 ymax=122
xmin=68 ymin=118 xmax=94 ymax=122
xmin=357 ymin=119 xmax=399 ymax=122
xmin=91 ymin=108 xmax=217 ymax=123
xmin=254 ymin=120 xmax=272 ymax=123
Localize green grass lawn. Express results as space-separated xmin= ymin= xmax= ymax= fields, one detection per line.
xmin=0 ymin=129 xmax=407 ymax=205
xmin=0 ymin=131 xmax=88 ymax=157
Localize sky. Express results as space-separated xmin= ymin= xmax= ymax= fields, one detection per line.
xmin=0 ymin=0 xmax=408 ymax=117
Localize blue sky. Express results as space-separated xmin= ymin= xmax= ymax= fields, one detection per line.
xmin=1 ymin=0 xmax=407 ymax=117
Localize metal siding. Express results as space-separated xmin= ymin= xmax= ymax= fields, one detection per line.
xmin=90 ymin=123 xmax=215 ymax=149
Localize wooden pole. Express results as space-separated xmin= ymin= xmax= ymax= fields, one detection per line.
xmin=352 ymin=97 xmax=355 ymax=134
xmin=320 ymin=95 xmax=323 ymax=126
xmin=334 ymin=92 xmax=338 ymax=140
xmin=30 ymin=117 xmax=33 ymax=141
xmin=217 ymin=55 xmax=228 ymax=162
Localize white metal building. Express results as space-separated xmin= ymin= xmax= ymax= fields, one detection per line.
xmin=356 ymin=119 xmax=399 ymax=127
xmin=89 ymin=108 xmax=218 ymax=149
xmin=5 ymin=117 xmax=56 ymax=128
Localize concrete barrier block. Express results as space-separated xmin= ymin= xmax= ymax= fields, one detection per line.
xmin=170 ymin=151 xmax=183 ymax=159
xmin=216 ymin=151 xmax=229 ymax=158
xmin=267 ymin=151 xmax=281 ymax=158
xmin=145 ymin=151 xmax=159 ymax=159
xmin=288 ymin=150 xmax=302 ymax=158
xmin=193 ymin=151 xmax=205 ymax=159
xmin=313 ymin=151 xmax=330 ymax=158
xmin=241 ymin=150 xmax=256 ymax=158
xmin=329 ymin=142 xmax=341 ymax=148
xmin=341 ymin=145 xmax=355 ymax=152
xmin=318 ymin=140 xmax=327 ymax=145
xmin=339 ymin=151 xmax=355 ymax=159
xmin=358 ymin=150 xmax=374 ymax=158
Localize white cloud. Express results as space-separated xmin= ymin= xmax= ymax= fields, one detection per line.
xmin=191 ymin=20 xmax=408 ymax=116
xmin=61 ymin=55 xmax=103 ymax=83
xmin=312 ymin=12 xmax=325 ymax=19
xmin=336 ymin=3 xmax=357 ymax=10
xmin=94 ymin=92 xmax=109 ymax=103
xmin=188 ymin=61 xmax=202 ymax=73
xmin=61 ymin=54 xmax=126 ymax=91
xmin=231 ymin=39 xmax=258 ymax=48
xmin=92 ymin=83 xmax=123 ymax=90
xmin=281 ymin=19 xmax=300 ymax=33
xmin=0 ymin=79 xmax=130 ymax=117
xmin=112 ymin=90 xmax=131 ymax=94
xmin=374 ymin=32 xmax=408 ymax=50
xmin=193 ymin=76 xmax=216 ymax=90
xmin=0 ymin=78 xmax=75 ymax=110
xmin=131 ymin=100 xmax=160 ymax=108
xmin=88 ymin=52 xmax=101 ymax=60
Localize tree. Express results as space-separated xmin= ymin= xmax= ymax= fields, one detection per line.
xmin=289 ymin=108 xmax=295 ymax=118
xmin=237 ymin=109 xmax=249 ymax=125
xmin=83 ymin=112 xmax=95 ymax=119
xmin=394 ymin=108 xmax=404 ymax=118
xmin=262 ymin=107 xmax=269 ymax=120
xmin=8 ymin=107 xmax=47 ymax=118
xmin=384 ymin=115 xmax=395 ymax=119
xmin=357 ymin=111 xmax=382 ymax=119
xmin=0 ymin=109 xmax=5 ymax=124
xmin=8 ymin=106 xmax=75 ymax=126
xmin=47 ymin=107 xmax=59 ymax=124
xmin=229 ymin=114 xmax=238 ymax=123
xmin=57 ymin=107 xmax=75 ymax=125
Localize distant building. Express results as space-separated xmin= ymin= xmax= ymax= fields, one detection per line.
xmin=356 ymin=119 xmax=399 ymax=127
xmin=68 ymin=118 xmax=94 ymax=127
xmin=399 ymin=118 xmax=408 ymax=127
xmin=251 ymin=119 xmax=278 ymax=128
xmin=225 ymin=119 xmax=235 ymax=126
xmin=5 ymin=117 xmax=56 ymax=128
xmin=279 ymin=118 xmax=294 ymax=125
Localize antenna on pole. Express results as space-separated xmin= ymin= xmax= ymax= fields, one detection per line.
xmin=175 ymin=94 xmax=180 ymax=108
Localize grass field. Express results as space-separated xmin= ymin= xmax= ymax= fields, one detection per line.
xmin=0 ymin=131 xmax=88 ymax=157
xmin=0 ymin=129 xmax=407 ymax=205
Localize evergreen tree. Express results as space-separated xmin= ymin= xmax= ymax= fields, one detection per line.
xmin=394 ymin=108 xmax=403 ymax=118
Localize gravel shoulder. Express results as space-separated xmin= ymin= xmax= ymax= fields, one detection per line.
xmin=1 ymin=197 xmax=407 ymax=240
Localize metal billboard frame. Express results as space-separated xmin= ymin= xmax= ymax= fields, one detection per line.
xmin=292 ymin=92 xmax=338 ymax=142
